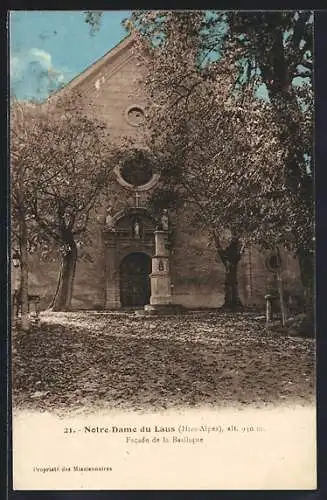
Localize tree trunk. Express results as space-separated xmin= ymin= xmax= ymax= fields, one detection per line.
xmin=17 ymin=162 xmax=30 ymax=331
xmin=221 ymin=259 xmax=243 ymax=310
xmin=276 ymin=269 xmax=286 ymax=327
xmin=215 ymin=235 xmax=243 ymax=310
xmin=297 ymin=246 xmax=314 ymax=312
xmin=50 ymin=239 xmax=77 ymax=311
xmin=266 ymin=72 xmax=314 ymax=313
xmin=19 ymin=213 xmax=30 ymax=331
xmin=262 ymin=32 xmax=313 ymax=221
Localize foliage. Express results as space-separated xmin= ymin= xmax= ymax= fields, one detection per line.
xmin=119 ymin=17 xmax=280 ymax=245
xmin=223 ymin=11 xmax=314 ymax=297
xmin=84 ymin=11 xmax=104 ymax=36
xmin=11 ymin=93 xmax=113 ymax=254
xmin=226 ymin=11 xmax=313 ymax=94
xmin=125 ymin=11 xmax=313 ymax=283
xmin=11 ymin=99 xmax=42 ymax=329
xmin=11 ymin=92 xmax=118 ymax=309
xmin=11 ymin=101 xmax=38 ymax=252
xmin=84 ymin=10 xmax=314 ymax=308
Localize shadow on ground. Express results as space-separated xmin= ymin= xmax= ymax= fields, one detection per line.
xmin=12 ymin=312 xmax=315 ymax=415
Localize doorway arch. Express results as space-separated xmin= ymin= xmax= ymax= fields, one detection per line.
xmin=120 ymin=252 xmax=151 ymax=307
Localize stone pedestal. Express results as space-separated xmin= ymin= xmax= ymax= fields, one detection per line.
xmin=105 ymin=239 xmax=121 ymax=309
xmin=147 ymin=230 xmax=172 ymax=308
xmin=12 ymin=265 xmax=20 ymax=293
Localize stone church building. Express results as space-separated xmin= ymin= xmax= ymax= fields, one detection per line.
xmin=26 ymin=35 xmax=302 ymax=311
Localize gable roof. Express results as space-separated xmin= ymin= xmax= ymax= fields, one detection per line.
xmin=49 ymin=33 xmax=135 ymax=99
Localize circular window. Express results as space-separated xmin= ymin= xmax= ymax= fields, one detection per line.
xmin=121 ymin=155 xmax=153 ymax=187
xmin=115 ymin=149 xmax=160 ymax=191
xmin=125 ymin=105 xmax=145 ymax=127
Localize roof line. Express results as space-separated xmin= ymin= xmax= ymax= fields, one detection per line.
xmin=48 ymin=32 xmax=134 ymax=100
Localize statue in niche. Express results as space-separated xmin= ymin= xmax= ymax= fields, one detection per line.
xmin=105 ymin=205 xmax=115 ymax=231
xmin=158 ymin=260 xmax=164 ymax=271
xmin=157 ymin=209 xmax=169 ymax=231
xmin=133 ymin=218 xmax=142 ymax=239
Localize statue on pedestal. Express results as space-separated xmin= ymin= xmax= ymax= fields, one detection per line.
xmin=157 ymin=209 xmax=169 ymax=231
xmin=161 ymin=209 xmax=169 ymax=231
xmin=105 ymin=206 xmax=115 ymax=231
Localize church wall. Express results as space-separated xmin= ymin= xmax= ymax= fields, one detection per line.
xmin=168 ymin=206 xmax=303 ymax=309
xmin=25 ymin=233 xmax=303 ymax=312
xmin=21 ymin=41 xmax=305 ymax=312
xmin=26 ymin=230 xmax=107 ymax=311
xmin=26 ymin=259 xmax=59 ymax=310
xmin=169 ymin=208 xmax=225 ymax=308
xmin=71 ymin=218 xmax=107 ymax=310
xmin=237 ymin=246 xmax=303 ymax=308
xmin=78 ymin=54 xmax=147 ymax=144
xmin=69 ymin=183 xmax=156 ymax=309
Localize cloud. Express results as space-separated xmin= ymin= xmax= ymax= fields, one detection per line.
xmin=29 ymin=48 xmax=52 ymax=68
xmin=10 ymin=54 xmax=24 ymax=80
xmin=10 ymin=47 xmax=74 ymax=99
xmin=11 ymin=48 xmax=56 ymax=81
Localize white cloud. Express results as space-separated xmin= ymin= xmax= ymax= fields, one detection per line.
xmin=29 ymin=48 xmax=52 ymax=68
xmin=10 ymin=47 xmax=71 ymax=84
xmin=10 ymin=47 xmax=74 ymax=99
xmin=10 ymin=54 xmax=23 ymax=80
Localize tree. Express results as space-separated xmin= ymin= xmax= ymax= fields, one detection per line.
xmin=212 ymin=11 xmax=314 ymax=304
xmin=11 ymin=100 xmax=41 ymax=329
xmin=11 ymin=92 xmax=118 ymax=311
xmin=123 ymin=10 xmax=313 ymax=307
xmin=84 ymin=10 xmax=313 ymax=311
xmin=125 ymin=13 xmax=291 ymax=309
xmin=129 ymin=13 xmax=242 ymax=308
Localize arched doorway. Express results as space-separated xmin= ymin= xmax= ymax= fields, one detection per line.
xmin=120 ymin=252 xmax=151 ymax=307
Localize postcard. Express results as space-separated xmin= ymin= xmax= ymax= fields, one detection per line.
xmin=10 ymin=9 xmax=316 ymax=491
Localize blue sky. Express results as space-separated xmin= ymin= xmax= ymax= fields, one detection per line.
xmin=10 ymin=11 xmax=130 ymax=101
xmin=10 ymin=10 xmax=271 ymax=103
xmin=11 ymin=11 xmax=309 ymax=103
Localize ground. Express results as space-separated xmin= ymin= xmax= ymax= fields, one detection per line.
xmin=12 ymin=311 xmax=315 ymax=415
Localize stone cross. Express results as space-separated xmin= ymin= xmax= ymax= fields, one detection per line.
xmin=135 ymin=192 xmax=141 ymax=208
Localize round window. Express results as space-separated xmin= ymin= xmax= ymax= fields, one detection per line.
xmin=120 ymin=155 xmax=153 ymax=187
xmin=115 ymin=149 xmax=160 ymax=191
xmin=125 ymin=106 xmax=145 ymax=127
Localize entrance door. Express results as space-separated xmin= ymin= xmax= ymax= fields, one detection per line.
xmin=120 ymin=252 xmax=151 ymax=307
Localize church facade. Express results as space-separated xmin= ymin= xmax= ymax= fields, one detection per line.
xmin=26 ymin=35 xmax=303 ymax=311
